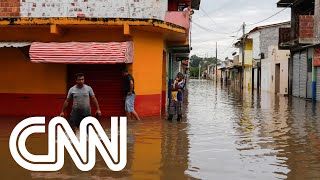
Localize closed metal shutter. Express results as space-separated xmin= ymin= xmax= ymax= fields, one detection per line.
xmin=292 ymin=53 xmax=300 ymax=97
xmin=317 ymin=67 xmax=320 ymax=101
xmin=67 ymin=64 xmax=125 ymax=118
xmin=299 ymin=51 xmax=307 ymax=98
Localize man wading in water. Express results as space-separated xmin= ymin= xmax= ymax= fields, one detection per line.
xmin=60 ymin=73 xmax=102 ymax=133
xmin=122 ymin=69 xmax=141 ymax=121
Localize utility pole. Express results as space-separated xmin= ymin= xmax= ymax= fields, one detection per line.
xmin=199 ymin=63 xmax=201 ymax=80
xmin=241 ymin=22 xmax=246 ymax=90
xmin=215 ymin=42 xmax=218 ymax=83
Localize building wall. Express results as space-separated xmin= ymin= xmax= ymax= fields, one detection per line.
xmin=259 ymin=24 xmax=290 ymax=59
xmin=244 ymin=66 xmax=252 ymax=88
xmin=0 ymin=27 xmax=166 ymax=117
xmin=0 ymin=47 xmax=67 ymax=117
xmin=261 ymin=45 xmax=289 ymax=94
xmin=0 ymin=48 xmax=66 ymax=94
xmin=248 ymin=31 xmax=261 ymax=60
xmin=299 ymin=15 xmax=314 ymax=39
xmin=260 ymin=27 xmax=279 ymax=59
xmin=261 ymin=59 xmax=272 ymax=92
xmin=0 ymin=0 xmax=168 ymax=20
xmin=131 ymin=29 xmax=165 ymax=117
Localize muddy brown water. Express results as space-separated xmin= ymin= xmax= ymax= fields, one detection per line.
xmin=1 ymin=79 xmax=320 ymax=180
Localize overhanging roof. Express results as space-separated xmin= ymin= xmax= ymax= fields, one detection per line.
xmin=248 ymin=21 xmax=291 ymax=34
xmin=168 ymin=45 xmax=190 ymax=53
xmin=277 ymin=0 xmax=306 ymax=7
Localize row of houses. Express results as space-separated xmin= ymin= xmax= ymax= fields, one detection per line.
xmin=213 ymin=0 xmax=320 ymax=102
xmin=0 ymin=0 xmax=200 ymax=117
xmin=212 ymin=21 xmax=291 ymax=96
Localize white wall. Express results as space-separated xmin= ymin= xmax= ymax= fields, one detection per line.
xmin=261 ymin=58 xmax=272 ymax=92
xmin=261 ymin=45 xmax=289 ymax=94
xmin=244 ymin=67 xmax=252 ymax=88
xmin=20 ymin=0 xmax=168 ymax=20
xmin=248 ymin=31 xmax=261 ymax=60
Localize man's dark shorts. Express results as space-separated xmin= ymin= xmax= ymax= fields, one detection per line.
xmin=70 ymin=110 xmax=91 ymax=128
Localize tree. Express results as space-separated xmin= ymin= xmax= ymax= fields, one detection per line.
xmin=189 ymin=66 xmax=199 ymax=78
xmin=190 ymin=55 xmax=221 ymax=69
xmin=190 ymin=55 xmax=202 ymax=68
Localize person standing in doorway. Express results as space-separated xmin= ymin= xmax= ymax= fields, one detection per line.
xmin=168 ymin=72 xmax=185 ymax=121
xmin=60 ymin=73 xmax=101 ymax=132
xmin=123 ymin=69 xmax=141 ymax=121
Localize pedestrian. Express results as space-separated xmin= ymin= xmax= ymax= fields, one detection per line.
xmin=168 ymin=72 xmax=185 ymax=121
xmin=122 ymin=69 xmax=141 ymax=121
xmin=60 ymin=73 xmax=101 ymax=133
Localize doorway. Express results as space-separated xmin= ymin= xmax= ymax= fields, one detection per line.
xmin=275 ymin=63 xmax=280 ymax=94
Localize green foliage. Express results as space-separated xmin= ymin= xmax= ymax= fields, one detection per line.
xmin=189 ymin=66 xmax=199 ymax=78
xmin=190 ymin=55 xmax=221 ymax=70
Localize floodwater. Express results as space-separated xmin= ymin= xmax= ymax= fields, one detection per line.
xmin=1 ymin=79 xmax=320 ymax=180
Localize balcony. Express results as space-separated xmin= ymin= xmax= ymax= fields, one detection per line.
xmin=165 ymin=11 xmax=190 ymax=29
xmin=279 ymin=27 xmax=292 ymax=49
xmin=279 ymin=15 xmax=314 ymax=49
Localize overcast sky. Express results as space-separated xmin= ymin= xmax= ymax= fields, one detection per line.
xmin=191 ymin=0 xmax=291 ymax=60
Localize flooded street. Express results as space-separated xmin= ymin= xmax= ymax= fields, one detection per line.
xmin=2 ymin=79 xmax=320 ymax=180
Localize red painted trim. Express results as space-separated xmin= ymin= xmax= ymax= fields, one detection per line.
xmin=0 ymin=93 xmax=163 ymax=118
xmin=0 ymin=93 xmax=65 ymax=117
xmin=314 ymin=48 xmax=320 ymax=66
xmin=135 ymin=94 xmax=161 ymax=117
xmin=161 ymin=91 xmax=166 ymax=109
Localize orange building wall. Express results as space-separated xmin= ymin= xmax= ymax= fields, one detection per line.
xmin=0 ymin=48 xmax=66 ymax=94
xmin=131 ymin=30 xmax=165 ymax=117
xmin=0 ymin=48 xmax=67 ymax=117
xmin=0 ymin=27 xmax=167 ymax=117
xmin=162 ymin=51 xmax=167 ymax=110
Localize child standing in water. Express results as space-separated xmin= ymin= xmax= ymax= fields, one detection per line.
xmin=168 ymin=72 xmax=185 ymax=121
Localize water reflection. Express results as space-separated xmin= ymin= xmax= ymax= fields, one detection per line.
xmin=1 ymin=79 xmax=320 ymax=179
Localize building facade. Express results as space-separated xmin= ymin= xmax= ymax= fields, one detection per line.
xmin=0 ymin=0 xmax=201 ymax=117
xmin=233 ymin=21 xmax=290 ymax=94
xmin=248 ymin=22 xmax=291 ymax=95
xmin=278 ymin=0 xmax=320 ymax=101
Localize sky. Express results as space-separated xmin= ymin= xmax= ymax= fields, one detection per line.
xmin=190 ymin=0 xmax=291 ymax=60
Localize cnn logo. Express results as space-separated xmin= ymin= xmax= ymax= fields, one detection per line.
xmin=9 ymin=116 xmax=127 ymax=171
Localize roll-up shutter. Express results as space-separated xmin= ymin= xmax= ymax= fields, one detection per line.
xmin=299 ymin=51 xmax=307 ymax=98
xmin=292 ymin=53 xmax=300 ymax=97
xmin=67 ymin=64 xmax=125 ymax=118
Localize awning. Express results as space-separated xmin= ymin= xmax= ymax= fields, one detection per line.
xmin=30 ymin=41 xmax=133 ymax=64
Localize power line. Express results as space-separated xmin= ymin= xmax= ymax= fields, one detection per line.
xmin=247 ymin=0 xmax=299 ymax=27
xmin=192 ymin=19 xmax=243 ymax=35
xmin=191 ymin=20 xmax=238 ymax=35
xmin=199 ymin=7 xmax=241 ymax=33
xmin=221 ymin=24 xmax=243 ymax=55
xmin=246 ymin=8 xmax=288 ymax=27
xmin=193 ymin=0 xmax=234 ymax=20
